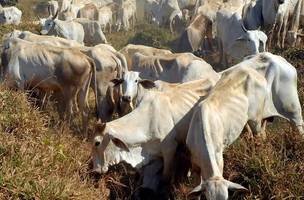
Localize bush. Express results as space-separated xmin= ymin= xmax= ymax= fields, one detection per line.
xmin=128 ymin=23 xmax=176 ymax=50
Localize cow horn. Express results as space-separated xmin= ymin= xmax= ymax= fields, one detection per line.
xmin=48 ymin=5 xmax=51 ymax=16
xmin=52 ymin=10 xmax=59 ymax=20
xmin=241 ymin=23 xmax=248 ymax=32
xmin=298 ymin=33 xmax=304 ymax=37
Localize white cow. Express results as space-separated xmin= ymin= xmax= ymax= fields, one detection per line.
xmin=116 ymin=0 xmax=136 ymax=31
xmin=74 ymin=18 xmax=107 ymax=46
xmin=40 ymin=12 xmax=85 ymax=44
xmin=226 ymin=52 xmax=304 ymax=135
xmin=119 ymin=44 xmax=173 ymax=69
xmin=131 ymin=52 xmax=215 ymax=83
xmin=92 ymin=71 xmax=220 ymax=185
xmin=216 ymin=9 xmax=268 ymax=68
xmin=98 ymin=5 xmax=113 ymax=33
xmin=186 ymin=66 xmax=267 ymax=200
xmin=4 ymin=30 xmax=83 ymax=48
xmin=0 ymin=6 xmax=22 ymax=25
xmin=1 ymin=38 xmax=98 ymax=137
xmin=242 ymin=0 xmax=286 ymax=30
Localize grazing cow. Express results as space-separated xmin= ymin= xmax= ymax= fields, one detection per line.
xmin=91 ymin=72 xmax=220 ymax=186
xmin=0 ymin=6 xmax=22 ymax=25
xmin=4 ymin=30 xmax=83 ymax=48
xmin=119 ymin=44 xmax=173 ymax=69
xmin=225 ymin=52 xmax=304 ymax=135
xmin=131 ymin=52 xmax=213 ymax=83
xmin=116 ymin=0 xmax=136 ymax=31
xmin=216 ymin=10 xmax=267 ymax=68
xmin=74 ymin=18 xmax=107 ymax=46
xmin=186 ymin=66 xmax=267 ymax=200
xmin=178 ymin=13 xmax=213 ymax=52
xmin=40 ymin=12 xmax=85 ymax=44
xmin=1 ymin=38 xmax=98 ymax=137
xmin=48 ymin=0 xmax=59 ymax=17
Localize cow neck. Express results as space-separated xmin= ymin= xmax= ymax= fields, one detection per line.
xmin=133 ymin=83 xmax=148 ymax=107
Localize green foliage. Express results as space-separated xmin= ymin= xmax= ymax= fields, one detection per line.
xmin=128 ymin=23 xmax=176 ymax=50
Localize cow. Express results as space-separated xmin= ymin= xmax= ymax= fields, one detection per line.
xmin=131 ymin=52 xmax=214 ymax=83
xmin=186 ymin=66 xmax=267 ymax=200
xmin=225 ymin=52 xmax=304 ymax=135
xmin=40 ymin=11 xmax=85 ymax=44
xmin=81 ymin=44 xmax=128 ymax=122
xmin=178 ymin=13 xmax=213 ymax=52
xmin=91 ymin=71 xmax=220 ymax=187
xmin=119 ymin=44 xmax=173 ymax=69
xmin=116 ymin=0 xmax=136 ymax=31
xmin=98 ymin=4 xmax=114 ymax=33
xmin=242 ymin=0 xmax=286 ymax=31
xmin=1 ymin=38 xmax=98 ymax=137
xmin=73 ymin=18 xmax=108 ymax=46
xmin=216 ymin=9 xmax=268 ymax=68
xmin=0 ymin=6 xmax=22 ymax=25
xmin=3 ymin=30 xmax=83 ymax=48
xmin=77 ymin=2 xmax=99 ymax=20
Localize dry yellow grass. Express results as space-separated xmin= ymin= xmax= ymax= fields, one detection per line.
xmin=0 ymin=0 xmax=304 ymax=199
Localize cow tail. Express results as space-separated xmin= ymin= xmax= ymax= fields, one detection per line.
xmin=87 ymin=56 xmax=99 ymax=119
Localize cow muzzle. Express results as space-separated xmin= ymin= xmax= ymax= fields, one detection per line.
xmin=121 ymin=95 xmax=132 ymax=103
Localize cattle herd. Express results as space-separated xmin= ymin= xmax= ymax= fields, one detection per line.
xmin=1 ymin=0 xmax=304 ymax=199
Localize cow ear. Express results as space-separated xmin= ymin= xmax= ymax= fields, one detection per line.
xmin=187 ymin=183 xmax=206 ymax=199
xmin=225 ymin=180 xmax=248 ymax=192
xmin=236 ymin=36 xmax=247 ymax=41
xmin=110 ymin=136 xmax=130 ymax=152
xmin=95 ymin=120 xmax=106 ymax=133
xmin=111 ymin=78 xmax=124 ymax=87
xmin=139 ymin=79 xmax=156 ymax=89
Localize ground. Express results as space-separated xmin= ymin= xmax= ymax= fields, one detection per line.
xmin=0 ymin=1 xmax=304 ymax=200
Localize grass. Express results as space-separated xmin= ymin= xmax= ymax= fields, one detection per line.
xmin=0 ymin=0 xmax=304 ymax=199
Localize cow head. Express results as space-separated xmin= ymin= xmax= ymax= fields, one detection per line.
xmin=0 ymin=10 xmax=12 ymax=25
xmin=188 ymin=177 xmax=248 ymax=200
xmin=234 ymin=25 xmax=267 ymax=58
xmin=111 ymin=71 xmax=156 ymax=113
xmin=91 ymin=121 xmax=130 ymax=174
xmin=40 ymin=11 xmax=58 ymax=35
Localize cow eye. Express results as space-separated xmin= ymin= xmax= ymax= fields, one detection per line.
xmin=95 ymin=141 xmax=101 ymax=147
xmin=135 ymin=80 xmax=138 ymax=83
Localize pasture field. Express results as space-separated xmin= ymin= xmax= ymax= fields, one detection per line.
xmin=0 ymin=0 xmax=304 ymax=199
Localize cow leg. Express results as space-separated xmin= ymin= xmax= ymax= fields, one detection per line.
xmin=78 ymin=87 xmax=90 ymax=139
xmin=277 ymin=22 xmax=283 ymax=48
xmin=63 ymin=87 xmax=77 ymax=127
xmin=282 ymin=17 xmax=288 ymax=48
xmin=248 ymin=120 xmax=264 ymax=139
xmin=161 ymin=140 xmax=178 ymax=183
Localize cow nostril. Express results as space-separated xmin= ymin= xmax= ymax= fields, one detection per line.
xmin=122 ymin=96 xmax=131 ymax=102
xmin=95 ymin=141 xmax=101 ymax=147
